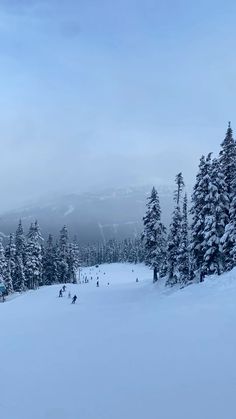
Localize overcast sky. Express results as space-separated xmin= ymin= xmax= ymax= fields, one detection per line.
xmin=0 ymin=0 xmax=235 ymax=210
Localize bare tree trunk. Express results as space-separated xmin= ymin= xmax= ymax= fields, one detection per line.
xmin=153 ymin=267 xmax=158 ymax=283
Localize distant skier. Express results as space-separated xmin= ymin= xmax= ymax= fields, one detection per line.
xmin=96 ymin=280 xmax=99 ymax=287
xmin=136 ymin=278 xmax=139 ymax=283
xmin=71 ymin=295 xmax=77 ymax=304
xmin=62 ymin=285 xmax=66 ymax=292
xmin=59 ymin=289 xmax=63 ymax=298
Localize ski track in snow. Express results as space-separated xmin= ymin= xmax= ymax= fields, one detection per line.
xmin=0 ymin=263 xmax=236 ymax=419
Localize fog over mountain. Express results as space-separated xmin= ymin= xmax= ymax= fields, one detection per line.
xmin=0 ymin=185 xmax=176 ymax=242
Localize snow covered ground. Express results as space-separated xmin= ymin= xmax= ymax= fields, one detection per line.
xmin=0 ymin=263 xmax=236 ymax=419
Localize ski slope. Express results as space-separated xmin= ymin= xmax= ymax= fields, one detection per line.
xmin=0 ymin=263 xmax=236 ymax=419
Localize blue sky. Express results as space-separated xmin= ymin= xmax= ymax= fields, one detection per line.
xmin=0 ymin=0 xmax=235 ymax=209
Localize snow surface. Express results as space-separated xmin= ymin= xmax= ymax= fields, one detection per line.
xmin=0 ymin=263 xmax=236 ymax=419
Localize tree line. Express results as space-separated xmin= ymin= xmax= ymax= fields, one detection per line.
xmin=142 ymin=123 xmax=236 ymax=285
xmin=0 ymin=222 xmax=80 ymax=294
xmin=79 ymin=238 xmax=145 ymax=267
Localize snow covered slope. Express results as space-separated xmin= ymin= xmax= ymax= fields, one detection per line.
xmin=0 ymin=263 xmax=236 ymax=419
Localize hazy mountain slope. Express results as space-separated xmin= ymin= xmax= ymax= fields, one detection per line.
xmin=0 ymin=186 xmax=174 ymax=241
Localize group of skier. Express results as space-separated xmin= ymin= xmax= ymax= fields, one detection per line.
xmin=58 ymin=285 xmax=77 ymax=304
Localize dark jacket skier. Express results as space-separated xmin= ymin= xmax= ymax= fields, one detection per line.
xmin=72 ymin=295 xmax=77 ymax=304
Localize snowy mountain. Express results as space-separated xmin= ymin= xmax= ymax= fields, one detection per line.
xmin=0 ymin=186 xmax=174 ymax=241
xmin=0 ymin=262 xmax=235 ymax=419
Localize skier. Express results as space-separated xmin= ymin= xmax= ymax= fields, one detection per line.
xmin=136 ymin=278 xmax=139 ymax=283
xmin=71 ymin=295 xmax=77 ymax=304
xmin=62 ymin=285 xmax=66 ymax=292
xmin=59 ymin=289 xmax=63 ymax=297
xmin=96 ymin=280 xmax=99 ymax=287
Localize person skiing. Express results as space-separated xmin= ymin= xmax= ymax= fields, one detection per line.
xmin=96 ymin=280 xmax=99 ymax=287
xmin=59 ymin=289 xmax=63 ymax=297
xmin=62 ymin=285 xmax=66 ymax=292
xmin=71 ymin=295 xmax=77 ymax=304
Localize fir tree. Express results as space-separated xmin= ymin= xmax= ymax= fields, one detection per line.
xmin=5 ymin=233 xmax=16 ymax=290
xmin=174 ymin=172 xmax=185 ymax=205
xmin=176 ymin=194 xmax=190 ymax=284
xmin=166 ymin=174 xmax=185 ymax=286
xmin=166 ymin=205 xmax=182 ymax=286
xmin=190 ymin=154 xmax=211 ymax=277
xmin=25 ymin=221 xmax=43 ymax=289
xmin=142 ymin=187 xmax=166 ymax=282
xmin=14 ymin=220 xmax=26 ymax=292
xmin=202 ymin=158 xmax=228 ymax=275
xmin=15 ymin=220 xmax=26 ymax=260
xmin=57 ymin=226 xmax=70 ymax=283
xmin=14 ymin=256 xmax=26 ymax=292
xmin=219 ymin=123 xmax=236 ymax=270
xmin=0 ymin=237 xmax=7 ymax=283
xmin=5 ymin=261 xmax=13 ymax=294
xmin=43 ymin=234 xmax=57 ymax=285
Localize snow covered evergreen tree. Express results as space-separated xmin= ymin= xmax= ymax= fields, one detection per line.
xmin=142 ymin=187 xmax=166 ymax=282
xmin=219 ymin=123 xmax=236 ymax=270
xmin=166 ymin=173 xmax=185 ymax=286
xmin=14 ymin=256 xmax=26 ymax=292
xmin=0 ymin=237 xmax=7 ymax=284
xmin=68 ymin=242 xmax=79 ymax=283
xmin=57 ymin=225 xmax=70 ymax=283
xmin=25 ymin=221 xmax=43 ymax=289
xmin=190 ymin=155 xmax=211 ymax=278
xmin=15 ymin=220 xmax=26 ymax=261
xmin=202 ymin=158 xmax=228 ymax=275
xmin=5 ymin=233 xmax=16 ymax=291
xmin=4 ymin=261 xmax=13 ymax=294
xmin=14 ymin=220 xmax=26 ymax=292
xmin=176 ymin=194 xmax=190 ymax=284
xmin=43 ymin=234 xmax=57 ymax=285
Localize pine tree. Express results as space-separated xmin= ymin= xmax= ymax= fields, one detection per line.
xmin=5 ymin=261 xmax=13 ymax=294
xmin=174 ymin=173 xmax=185 ymax=205
xmin=166 ymin=206 xmax=182 ymax=285
xmin=219 ymin=123 xmax=236 ymax=270
xmin=0 ymin=237 xmax=7 ymax=284
xmin=43 ymin=234 xmax=57 ymax=285
xmin=176 ymin=194 xmax=190 ymax=284
xmin=190 ymin=154 xmax=211 ymax=277
xmin=5 ymin=233 xmax=16 ymax=291
xmin=25 ymin=221 xmax=43 ymax=289
xmin=68 ymin=242 xmax=79 ymax=283
xmin=14 ymin=256 xmax=26 ymax=292
xmin=202 ymin=158 xmax=228 ymax=275
xmin=14 ymin=220 xmax=26 ymax=292
xmin=15 ymin=220 xmax=26 ymax=261
xmin=142 ymin=187 xmax=166 ymax=282
xmin=219 ymin=122 xmax=236 ymax=196
xmin=166 ymin=174 xmax=185 ymax=286
xmin=57 ymin=226 xmax=70 ymax=283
